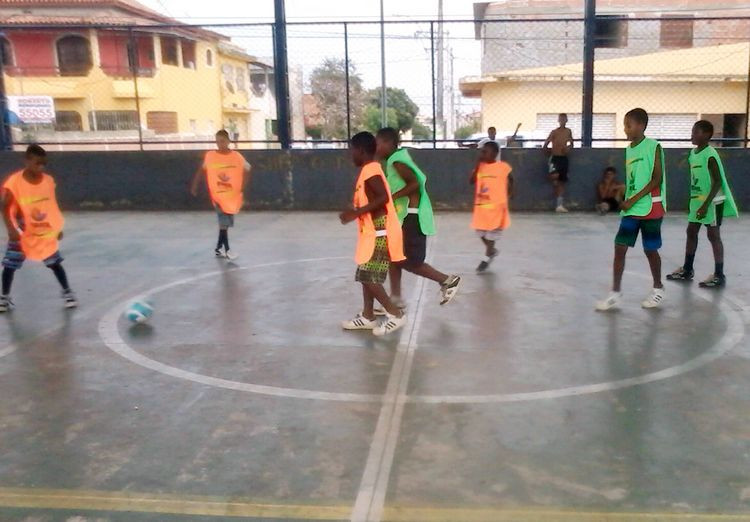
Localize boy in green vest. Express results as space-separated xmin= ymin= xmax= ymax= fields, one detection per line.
xmin=667 ymin=120 xmax=738 ymax=287
xmin=375 ymin=128 xmax=461 ymax=308
xmin=597 ymin=108 xmax=666 ymax=311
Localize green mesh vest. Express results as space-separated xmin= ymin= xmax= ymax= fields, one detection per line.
xmin=385 ymin=148 xmax=436 ymax=236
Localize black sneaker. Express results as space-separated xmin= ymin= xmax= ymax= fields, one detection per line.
xmin=439 ymin=275 xmax=461 ymax=305
xmin=666 ymin=267 xmax=694 ymax=281
xmin=476 ymin=249 xmax=498 ymax=273
xmin=215 ymin=248 xmax=225 ymax=258
xmin=699 ymin=274 xmax=726 ymax=288
xmin=0 ymin=295 xmax=14 ymax=313
xmin=62 ymin=290 xmax=78 ymax=309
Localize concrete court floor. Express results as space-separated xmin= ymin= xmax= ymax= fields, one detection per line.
xmin=0 ymin=211 xmax=749 ymax=522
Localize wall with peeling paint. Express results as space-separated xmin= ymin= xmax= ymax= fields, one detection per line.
xmin=0 ymin=148 xmax=746 ymax=212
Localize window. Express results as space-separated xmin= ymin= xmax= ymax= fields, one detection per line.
xmin=88 ymin=110 xmax=139 ymax=131
xmin=161 ymin=37 xmax=179 ymax=66
xmin=1 ymin=37 xmax=13 ymax=68
xmin=57 ymin=35 xmax=92 ymax=76
xmin=206 ymin=49 xmax=213 ymax=66
xmin=594 ymin=16 xmax=628 ymax=48
xmin=54 ymin=111 xmax=82 ymax=131
xmin=236 ymin=67 xmax=246 ymax=91
xmin=181 ymin=40 xmax=196 ymax=69
xmin=661 ymin=16 xmax=694 ymax=48
xmin=146 ymin=111 xmax=178 ymax=134
xmin=222 ymin=64 xmax=235 ymax=93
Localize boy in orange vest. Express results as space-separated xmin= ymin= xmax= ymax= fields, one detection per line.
xmin=190 ymin=129 xmax=252 ymax=261
xmin=471 ymin=141 xmax=513 ymax=272
xmin=339 ymin=132 xmax=407 ymax=336
xmin=1 ymin=145 xmax=77 ymax=312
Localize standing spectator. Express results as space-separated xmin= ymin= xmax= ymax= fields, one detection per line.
xmin=477 ymin=126 xmax=501 ymax=159
xmin=543 ymin=113 xmax=574 ymax=213
xmin=596 ymin=166 xmax=625 ymax=214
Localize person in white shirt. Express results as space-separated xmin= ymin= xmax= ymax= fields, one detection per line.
xmin=477 ymin=126 xmax=501 ymax=160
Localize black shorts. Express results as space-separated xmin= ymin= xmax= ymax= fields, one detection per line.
xmin=549 ymin=156 xmax=569 ymax=183
xmin=398 ymin=213 xmax=427 ymax=270
xmin=602 ymin=197 xmax=620 ymax=212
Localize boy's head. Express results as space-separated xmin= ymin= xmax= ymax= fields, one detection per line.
xmin=350 ymin=131 xmax=377 ymax=167
xmin=215 ymin=129 xmax=231 ymax=151
xmin=692 ymin=120 xmax=713 ymax=146
xmin=558 ymin=113 xmax=568 ymax=127
xmin=24 ymin=144 xmax=47 ymax=175
xmin=487 ymin=126 xmax=496 ymax=140
xmin=480 ymin=141 xmax=499 ymax=163
xmin=603 ymin=166 xmax=616 ymax=181
xmin=375 ymin=127 xmax=400 ymax=159
xmin=624 ymin=108 xmax=648 ymax=141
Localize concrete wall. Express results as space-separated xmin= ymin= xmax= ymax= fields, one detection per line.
xmin=0 ymin=148 xmax=747 ymax=212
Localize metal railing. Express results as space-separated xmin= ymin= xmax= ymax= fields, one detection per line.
xmin=1 ymin=13 xmax=750 ymax=150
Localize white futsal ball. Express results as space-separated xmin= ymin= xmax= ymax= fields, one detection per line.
xmin=125 ymin=299 xmax=154 ymax=324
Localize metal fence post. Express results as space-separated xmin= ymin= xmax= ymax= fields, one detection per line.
xmin=430 ymin=21 xmax=436 ymax=149
xmin=581 ymin=0 xmax=596 ymax=147
xmin=344 ymin=22 xmax=351 ymax=141
xmin=744 ymin=45 xmax=750 ymax=148
xmin=273 ymin=0 xmax=292 ymax=149
xmin=128 ymin=28 xmax=144 ymax=150
xmin=0 ymin=31 xmax=12 ymax=151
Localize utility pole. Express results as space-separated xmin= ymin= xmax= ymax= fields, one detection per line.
xmin=436 ymin=0 xmax=444 ymax=140
xmin=380 ymin=0 xmax=387 ymax=127
xmin=581 ymin=0 xmax=596 ymax=147
xmin=0 ymin=31 xmax=12 ymax=151
xmin=273 ymin=0 xmax=291 ymax=149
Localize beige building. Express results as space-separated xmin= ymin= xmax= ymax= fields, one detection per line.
xmin=460 ymin=42 xmax=750 ymax=147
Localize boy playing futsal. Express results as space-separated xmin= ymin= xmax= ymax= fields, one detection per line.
xmin=340 ymin=132 xmax=407 ymax=336
xmin=543 ymin=113 xmax=573 ymax=213
xmin=1 ymin=144 xmax=77 ymax=312
xmin=667 ymin=120 xmax=738 ymax=287
xmin=375 ymin=127 xmax=460 ymax=309
xmin=597 ymin=108 xmax=666 ymax=311
xmin=471 ymin=141 xmax=513 ymax=272
xmin=190 ymin=129 xmax=251 ymax=261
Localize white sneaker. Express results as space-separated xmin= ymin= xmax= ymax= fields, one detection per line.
xmin=0 ymin=295 xmax=14 ymax=313
xmin=224 ymin=249 xmax=238 ymax=261
xmin=596 ymin=291 xmax=622 ymax=311
xmin=440 ymin=275 xmax=461 ymax=305
xmin=342 ymin=314 xmax=377 ymax=330
xmin=641 ymin=287 xmax=665 ymax=309
xmin=555 ymin=205 xmax=569 ymax=213
xmin=373 ymin=313 xmax=407 ymax=336
xmin=62 ymin=290 xmax=78 ymax=309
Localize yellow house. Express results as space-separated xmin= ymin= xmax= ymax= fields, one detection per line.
xmin=460 ymin=42 xmax=750 ymax=146
xmin=0 ymin=0 xmax=271 ymax=147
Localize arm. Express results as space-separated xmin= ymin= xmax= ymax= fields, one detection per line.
xmin=1 ymin=189 xmax=20 ymax=242
xmin=190 ymin=163 xmax=206 ymax=197
xmin=597 ymin=182 xmax=608 ymax=201
xmin=621 ymin=146 xmax=663 ymax=210
xmin=566 ymin=129 xmax=574 ymax=151
xmin=470 ymin=159 xmax=480 ymax=185
xmin=390 ymin=162 xmax=419 ymax=201
xmin=697 ymin=157 xmax=722 ymax=219
xmin=339 ymin=176 xmax=389 ymax=224
xmin=243 ymin=161 xmax=253 ymax=191
xmin=542 ymin=132 xmax=552 ymax=155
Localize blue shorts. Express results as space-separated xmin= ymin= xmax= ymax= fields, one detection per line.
xmin=615 ymin=217 xmax=662 ymax=251
xmin=2 ymin=241 xmax=63 ymax=270
xmin=215 ymin=207 xmax=235 ymax=228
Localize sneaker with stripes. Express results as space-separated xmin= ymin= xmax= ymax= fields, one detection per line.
xmin=341 ymin=314 xmax=377 ymax=331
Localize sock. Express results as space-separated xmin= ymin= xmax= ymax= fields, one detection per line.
xmin=217 ymin=229 xmax=229 ymax=251
xmin=2 ymin=267 xmax=14 ymax=295
xmin=683 ymin=253 xmax=695 ymax=272
xmin=715 ymin=262 xmax=724 ymax=277
xmin=48 ymin=263 xmax=70 ymax=292
xmin=556 ymin=196 xmax=564 ymax=207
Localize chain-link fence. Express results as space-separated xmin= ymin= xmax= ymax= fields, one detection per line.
xmin=1 ymin=16 xmax=749 ymax=150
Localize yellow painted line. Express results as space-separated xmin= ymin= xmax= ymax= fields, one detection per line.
xmin=0 ymin=487 xmax=748 ymax=521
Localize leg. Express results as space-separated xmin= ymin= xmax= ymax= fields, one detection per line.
xmin=641 ymin=218 xmax=664 ymax=289
xmin=683 ymin=222 xmax=700 ymax=271
xmin=388 ymin=264 xmax=403 ymax=300
xmin=2 ymin=266 xmax=15 ymax=295
xmin=48 ymin=262 xmax=70 ymax=291
xmin=644 ymin=250 xmax=663 ymax=289
xmin=613 ymin=244 xmax=628 ymax=292
xmin=407 ymin=263 xmax=448 ymax=285
xmin=364 ymin=282 xmax=403 ymax=317
xmin=706 ymin=225 xmax=724 ymax=276
xmin=361 ymin=284 xmax=375 ymax=320
xmin=216 ymin=228 xmax=228 ymax=251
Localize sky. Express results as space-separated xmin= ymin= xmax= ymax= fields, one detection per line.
xmin=137 ymin=0 xmax=483 ymax=125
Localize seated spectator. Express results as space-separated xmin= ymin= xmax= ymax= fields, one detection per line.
xmin=596 ymin=166 xmax=625 ymax=214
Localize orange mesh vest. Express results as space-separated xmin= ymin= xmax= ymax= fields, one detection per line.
xmin=204 ymin=150 xmax=245 ymax=214
xmin=471 ymin=161 xmax=512 ymax=231
xmin=3 ymin=171 xmax=64 ymax=261
xmin=353 ymin=162 xmax=405 ymax=265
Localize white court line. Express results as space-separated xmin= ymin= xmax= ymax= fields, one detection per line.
xmin=350 ymin=241 xmax=436 ymax=522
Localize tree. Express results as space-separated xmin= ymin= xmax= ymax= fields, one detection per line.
xmin=363 ymin=106 xmax=399 ymax=134
xmin=412 ymin=120 xmax=432 ymax=140
xmin=364 ymin=87 xmax=419 ymax=133
xmin=308 ymin=58 xmax=365 ymax=140
xmin=455 ymin=121 xmax=480 ymax=140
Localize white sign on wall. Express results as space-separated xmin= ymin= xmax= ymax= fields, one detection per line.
xmin=7 ymin=96 xmax=55 ymax=124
